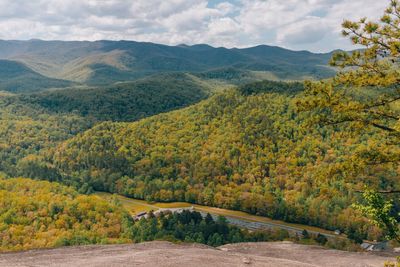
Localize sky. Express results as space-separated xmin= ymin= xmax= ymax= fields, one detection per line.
xmin=0 ymin=0 xmax=389 ymax=52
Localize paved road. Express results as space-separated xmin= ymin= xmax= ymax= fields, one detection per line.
xmin=196 ymin=211 xmax=337 ymax=238
xmin=120 ymin=196 xmax=337 ymax=238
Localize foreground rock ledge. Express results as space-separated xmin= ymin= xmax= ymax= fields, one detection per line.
xmin=0 ymin=241 xmax=396 ymax=267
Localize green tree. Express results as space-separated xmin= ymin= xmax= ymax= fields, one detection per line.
xmin=346 ymin=227 xmax=364 ymax=244
xmin=353 ymin=190 xmax=400 ymax=242
xmin=301 ymin=229 xmax=310 ymax=239
xmin=315 ymin=233 xmax=328 ymax=245
xmin=298 ymin=0 xmax=400 ymax=241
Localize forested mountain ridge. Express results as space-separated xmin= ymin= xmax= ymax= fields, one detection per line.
xmin=0 ymin=72 xmax=218 ymax=178
xmin=0 ymin=93 xmax=91 ymax=177
xmin=1 ymin=75 xmax=396 ymax=244
xmin=1 ymin=0 xmax=400 ymax=258
xmin=17 ymin=73 xmax=213 ymax=121
xmin=0 ymin=60 xmax=71 ymax=92
xmin=0 ymin=39 xmax=335 ymax=88
xmin=44 ymin=83 xmax=397 ymax=241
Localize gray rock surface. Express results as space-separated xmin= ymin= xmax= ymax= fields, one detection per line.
xmin=0 ymin=241 xmax=396 ymax=267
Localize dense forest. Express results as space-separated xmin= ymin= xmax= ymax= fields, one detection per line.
xmin=1 ymin=0 xmax=399 ymax=253
xmin=0 ymin=94 xmax=91 ymax=178
xmin=1 ymin=75 xmax=397 ymax=243
xmin=0 ymin=178 xmax=334 ymax=253
xmin=1 ymin=175 xmax=271 ymax=251
xmin=19 ymin=73 xmax=212 ymax=122
xmin=0 ymin=176 xmax=133 ymax=251
xmin=44 ymin=84 xmax=397 ymax=241
xmin=0 ymin=73 xmax=215 ymax=179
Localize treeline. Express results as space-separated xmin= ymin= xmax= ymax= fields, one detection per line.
xmin=131 ymin=210 xmax=276 ymax=246
xmin=2 ymin=79 xmax=397 ymax=242
xmin=0 ymin=175 xmax=341 ymax=252
xmin=238 ymin=80 xmax=304 ymax=95
xmin=0 ymin=73 xmax=212 ymax=178
xmin=133 ymin=210 xmax=347 ymax=248
xmin=0 ymin=176 xmax=271 ymax=252
xmin=22 ymin=73 xmax=210 ymax=122
xmin=0 ymin=95 xmax=92 ymax=178
xmin=0 ymin=177 xmax=133 ymax=252
xmin=46 ymin=89 xmax=398 ymax=240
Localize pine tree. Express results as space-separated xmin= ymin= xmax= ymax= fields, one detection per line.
xmin=298 ymin=0 xmax=400 ymax=241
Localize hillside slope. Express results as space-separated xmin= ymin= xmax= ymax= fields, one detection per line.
xmin=0 ymin=40 xmax=335 ymax=84
xmin=49 ymin=82 xmax=397 ymax=239
xmin=19 ymin=73 xmax=212 ymax=121
xmin=0 ymin=241 xmax=394 ymax=267
xmin=0 ymin=72 xmax=216 ymax=178
xmin=0 ymin=60 xmax=71 ymax=92
xmin=0 ymin=177 xmax=132 ymax=252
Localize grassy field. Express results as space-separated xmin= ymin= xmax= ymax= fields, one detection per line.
xmin=95 ymin=192 xmax=336 ymax=236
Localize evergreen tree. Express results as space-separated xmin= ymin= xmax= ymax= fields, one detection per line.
xmin=298 ymin=0 xmax=400 ymax=241
xmin=302 ymin=229 xmax=310 ymax=239
xmin=315 ymin=233 xmax=328 ymax=245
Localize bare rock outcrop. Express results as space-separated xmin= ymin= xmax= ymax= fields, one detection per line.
xmin=0 ymin=241 xmax=396 ymax=267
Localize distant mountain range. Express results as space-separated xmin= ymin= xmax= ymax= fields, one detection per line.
xmin=0 ymin=59 xmax=71 ymax=92
xmin=0 ymin=40 xmax=336 ymax=92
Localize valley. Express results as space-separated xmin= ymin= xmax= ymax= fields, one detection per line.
xmin=0 ymin=1 xmax=399 ymax=264
xmin=49 ymin=84 xmax=397 ymax=243
xmin=0 ymin=77 xmax=397 ymax=250
xmin=96 ymin=192 xmax=337 ymax=237
xmin=0 ymin=40 xmax=335 ymax=90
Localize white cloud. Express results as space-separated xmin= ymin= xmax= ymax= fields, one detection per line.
xmin=277 ymin=16 xmax=330 ymax=45
xmin=216 ymin=2 xmax=237 ymax=15
xmin=162 ymin=2 xmax=220 ymax=31
xmin=208 ymin=17 xmax=240 ymax=36
xmin=234 ymin=0 xmax=389 ymax=51
xmin=0 ymin=0 xmax=393 ymax=52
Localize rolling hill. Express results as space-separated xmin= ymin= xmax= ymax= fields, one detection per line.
xmin=0 ymin=40 xmax=335 ymax=86
xmin=46 ymin=81 xmax=396 ymax=241
xmin=0 ymin=60 xmax=71 ymax=93
xmin=19 ymin=73 xmax=213 ymax=121
xmin=0 ymin=72 xmax=217 ymax=178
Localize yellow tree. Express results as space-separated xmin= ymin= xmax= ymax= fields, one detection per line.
xmin=298 ymin=0 xmax=400 ymax=240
